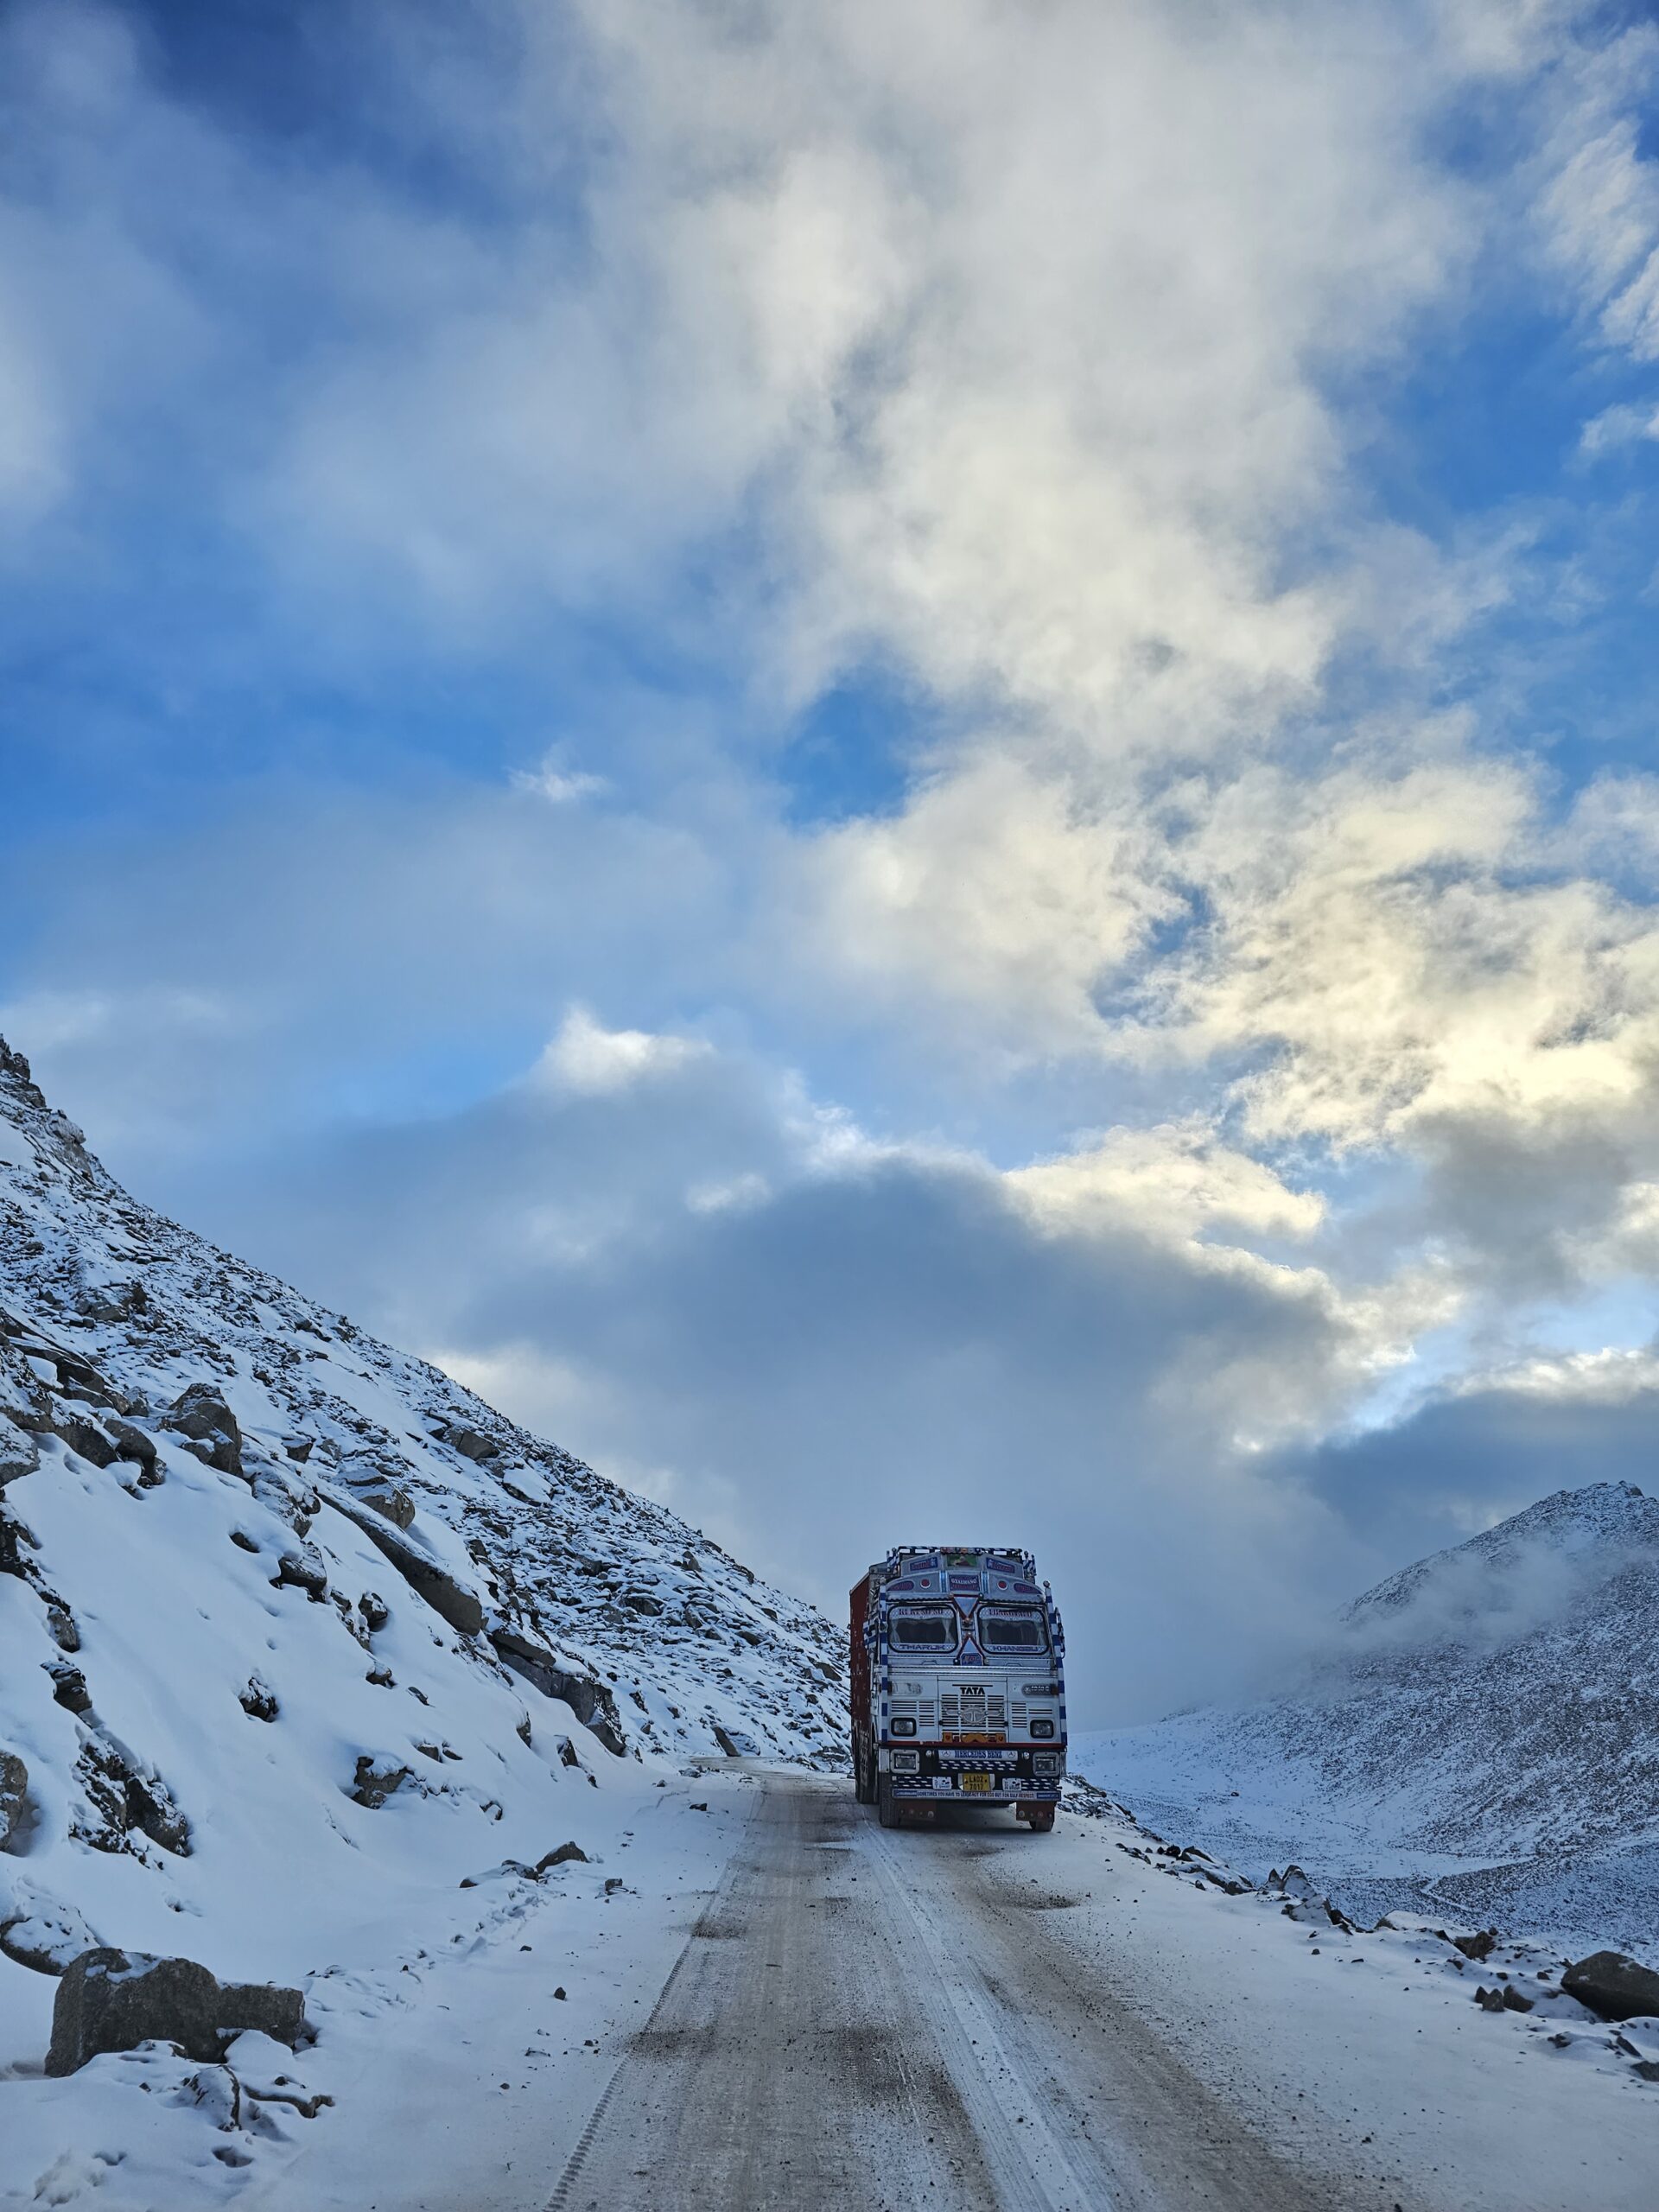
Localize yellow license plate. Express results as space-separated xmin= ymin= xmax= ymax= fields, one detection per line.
xmin=960 ymin=1772 xmax=994 ymax=1792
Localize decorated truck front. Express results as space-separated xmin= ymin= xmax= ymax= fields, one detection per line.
xmin=849 ymin=1548 xmax=1065 ymax=1831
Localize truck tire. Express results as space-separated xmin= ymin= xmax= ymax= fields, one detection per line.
xmin=851 ymin=1738 xmax=868 ymax=1802
xmin=876 ymin=1775 xmax=897 ymax=1828
xmin=1027 ymin=1805 xmax=1055 ymax=1833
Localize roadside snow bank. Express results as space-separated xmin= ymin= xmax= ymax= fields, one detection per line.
xmin=3 ymin=1766 xmax=759 ymax=2209
xmin=1051 ymin=1775 xmax=1659 ymax=2204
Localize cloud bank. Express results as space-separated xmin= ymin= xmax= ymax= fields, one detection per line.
xmin=5 ymin=2 xmax=1659 ymax=1717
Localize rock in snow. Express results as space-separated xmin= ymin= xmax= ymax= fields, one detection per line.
xmin=160 ymin=1382 xmax=244 ymax=1476
xmin=0 ymin=1748 xmax=28 ymax=1849
xmin=46 ymin=1948 xmax=305 ymax=2075
xmin=1561 ymin=1949 xmax=1659 ymax=2023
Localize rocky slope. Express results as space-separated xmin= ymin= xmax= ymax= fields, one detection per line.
xmin=1077 ymin=1482 xmax=1659 ymax=1954
xmin=0 ymin=1033 xmax=845 ymax=1994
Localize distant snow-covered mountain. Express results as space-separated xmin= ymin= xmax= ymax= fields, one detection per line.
xmin=1075 ymin=1481 xmax=1659 ymax=1954
xmin=0 ymin=1033 xmax=845 ymax=1997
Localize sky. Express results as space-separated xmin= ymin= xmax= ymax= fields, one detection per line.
xmin=6 ymin=0 xmax=1659 ymax=1722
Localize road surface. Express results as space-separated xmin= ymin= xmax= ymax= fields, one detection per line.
xmin=541 ymin=1773 xmax=1361 ymax=2212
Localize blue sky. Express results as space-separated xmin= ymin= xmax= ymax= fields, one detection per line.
xmin=6 ymin=0 xmax=1659 ymax=1720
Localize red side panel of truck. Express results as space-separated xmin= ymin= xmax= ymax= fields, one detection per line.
xmin=849 ymin=1573 xmax=874 ymax=1795
xmin=849 ymin=1574 xmax=871 ymax=1720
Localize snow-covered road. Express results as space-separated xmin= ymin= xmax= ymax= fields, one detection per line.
xmin=216 ymin=1766 xmax=1655 ymax=2212
xmin=524 ymin=1777 xmax=1363 ymax=2212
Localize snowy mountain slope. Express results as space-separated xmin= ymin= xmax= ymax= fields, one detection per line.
xmin=1076 ymin=1482 xmax=1659 ymax=1954
xmin=0 ymin=1031 xmax=848 ymax=2194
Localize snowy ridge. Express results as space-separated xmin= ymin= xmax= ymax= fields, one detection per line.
xmin=1076 ymin=1483 xmax=1659 ymax=1955
xmin=0 ymin=1036 xmax=846 ymax=1775
xmin=0 ymin=1032 xmax=847 ymax=2198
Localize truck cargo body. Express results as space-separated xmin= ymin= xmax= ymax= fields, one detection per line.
xmin=850 ymin=1548 xmax=1065 ymax=1830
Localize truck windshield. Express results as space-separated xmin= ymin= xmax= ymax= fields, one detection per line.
xmin=980 ymin=1607 xmax=1048 ymax=1652
xmin=889 ymin=1606 xmax=957 ymax=1649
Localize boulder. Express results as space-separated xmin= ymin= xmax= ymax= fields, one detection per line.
xmin=1452 ymin=1929 xmax=1497 ymax=1962
xmin=50 ymin=1410 xmax=118 ymax=1468
xmin=271 ymin=1548 xmax=328 ymax=1599
xmin=45 ymin=1948 xmax=306 ymax=2075
xmin=38 ymin=1347 xmax=141 ymax=1416
xmin=350 ymin=1755 xmax=411 ymax=1808
xmin=46 ymin=1661 xmax=92 ymax=1714
xmin=490 ymin=1627 xmax=627 ymax=1757
xmin=161 ymin=1384 xmax=243 ymax=1478
xmin=47 ymin=1109 xmax=86 ymax=1152
xmin=437 ymin=1423 xmax=499 ymax=1462
xmin=363 ymin=1486 xmax=415 ymax=1530
xmin=238 ymin=1675 xmax=278 ymax=1723
xmin=102 ymin=1417 xmax=158 ymax=1476
xmin=0 ymin=1891 xmax=101 ymax=1975
xmin=326 ymin=1493 xmax=484 ymax=1637
xmin=0 ymin=1413 xmax=38 ymax=1486
xmin=48 ymin=1950 xmax=221 ymax=2074
xmin=537 ymin=1840 xmax=588 ymax=1869
xmin=1563 ymin=1951 xmax=1659 ymax=2023
xmin=72 ymin=1735 xmax=191 ymax=1856
xmin=219 ymin=1982 xmax=306 ymax=2046
xmin=0 ymin=1749 xmax=29 ymax=1850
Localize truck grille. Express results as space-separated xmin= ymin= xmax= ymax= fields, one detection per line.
xmin=939 ymin=1694 xmax=1005 ymax=1728
xmin=888 ymin=1700 xmax=936 ymax=1725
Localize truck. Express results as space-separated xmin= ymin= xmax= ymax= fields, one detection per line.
xmin=849 ymin=1547 xmax=1065 ymax=1831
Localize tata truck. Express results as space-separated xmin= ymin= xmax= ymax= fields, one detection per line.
xmin=850 ymin=1547 xmax=1065 ymax=1830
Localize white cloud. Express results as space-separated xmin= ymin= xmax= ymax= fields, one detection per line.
xmin=1534 ymin=27 xmax=1659 ymax=361
xmin=162 ymin=0 xmax=1476 ymax=735
xmin=1456 ymin=1344 xmax=1659 ymax=1404
xmin=1579 ymin=399 xmax=1659 ymax=454
xmin=798 ymin=752 xmax=1180 ymax=1054
xmin=512 ymin=754 xmax=607 ymax=805
xmin=1141 ymin=753 xmax=1659 ymax=1143
xmin=1010 ymin=1122 xmax=1325 ymax=1248
xmin=532 ymin=1006 xmax=710 ymax=1096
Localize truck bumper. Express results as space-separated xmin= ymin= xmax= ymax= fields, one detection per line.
xmin=881 ymin=1746 xmax=1065 ymax=1803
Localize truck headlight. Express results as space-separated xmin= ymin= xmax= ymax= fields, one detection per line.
xmin=1029 ymin=1719 xmax=1054 ymax=1738
xmin=891 ymin=1717 xmax=916 ymax=1736
xmin=890 ymin=1749 xmax=920 ymax=1772
xmin=1032 ymin=1751 xmax=1060 ymax=1775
